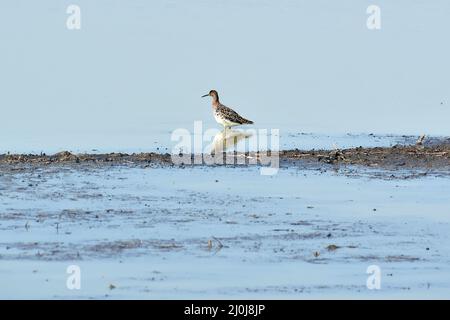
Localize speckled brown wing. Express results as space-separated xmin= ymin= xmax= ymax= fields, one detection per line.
xmin=217 ymin=104 xmax=254 ymax=124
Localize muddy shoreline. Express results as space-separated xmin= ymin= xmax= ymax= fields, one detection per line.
xmin=1 ymin=139 xmax=450 ymax=298
xmin=1 ymin=154 xmax=450 ymax=298
xmin=1 ymin=142 xmax=449 ymax=172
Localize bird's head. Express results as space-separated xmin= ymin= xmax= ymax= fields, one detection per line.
xmin=202 ymin=90 xmax=219 ymax=101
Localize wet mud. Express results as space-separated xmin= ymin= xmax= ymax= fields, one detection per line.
xmin=1 ymin=138 xmax=450 ymax=298
xmin=1 ymin=140 xmax=449 ymax=174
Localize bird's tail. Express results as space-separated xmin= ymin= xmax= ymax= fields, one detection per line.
xmin=241 ymin=118 xmax=254 ymax=125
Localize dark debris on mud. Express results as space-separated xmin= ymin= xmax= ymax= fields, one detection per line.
xmin=1 ymin=141 xmax=449 ymax=173
xmin=282 ymin=143 xmax=450 ymax=170
xmin=0 ymin=151 xmax=173 ymax=166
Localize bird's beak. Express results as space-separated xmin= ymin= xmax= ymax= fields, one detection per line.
xmin=201 ymin=94 xmax=209 ymax=98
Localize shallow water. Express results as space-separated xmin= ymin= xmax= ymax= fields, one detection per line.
xmin=1 ymin=1 xmax=450 ymax=142
xmin=1 ymin=164 xmax=449 ymax=299
xmin=0 ymin=127 xmax=419 ymax=155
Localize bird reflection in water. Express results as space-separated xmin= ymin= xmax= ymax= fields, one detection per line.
xmin=210 ymin=128 xmax=253 ymax=155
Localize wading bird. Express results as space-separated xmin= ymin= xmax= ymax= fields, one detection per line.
xmin=202 ymin=90 xmax=254 ymax=128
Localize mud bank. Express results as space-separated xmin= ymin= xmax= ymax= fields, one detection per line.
xmin=282 ymin=144 xmax=450 ymax=170
xmin=1 ymin=142 xmax=449 ymax=173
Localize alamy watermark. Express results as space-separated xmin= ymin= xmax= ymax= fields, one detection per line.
xmin=66 ymin=5 xmax=81 ymax=30
xmin=366 ymin=5 xmax=381 ymax=30
xmin=366 ymin=265 xmax=381 ymax=290
xmin=66 ymin=265 xmax=81 ymax=290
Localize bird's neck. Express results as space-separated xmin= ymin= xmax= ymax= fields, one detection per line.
xmin=211 ymin=97 xmax=220 ymax=108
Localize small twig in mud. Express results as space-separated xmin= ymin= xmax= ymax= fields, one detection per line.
xmin=207 ymin=237 xmax=225 ymax=255
xmin=25 ymin=221 xmax=30 ymax=231
xmin=212 ymin=236 xmax=224 ymax=249
xmin=416 ymin=134 xmax=426 ymax=146
xmin=326 ymin=244 xmax=340 ymax=251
